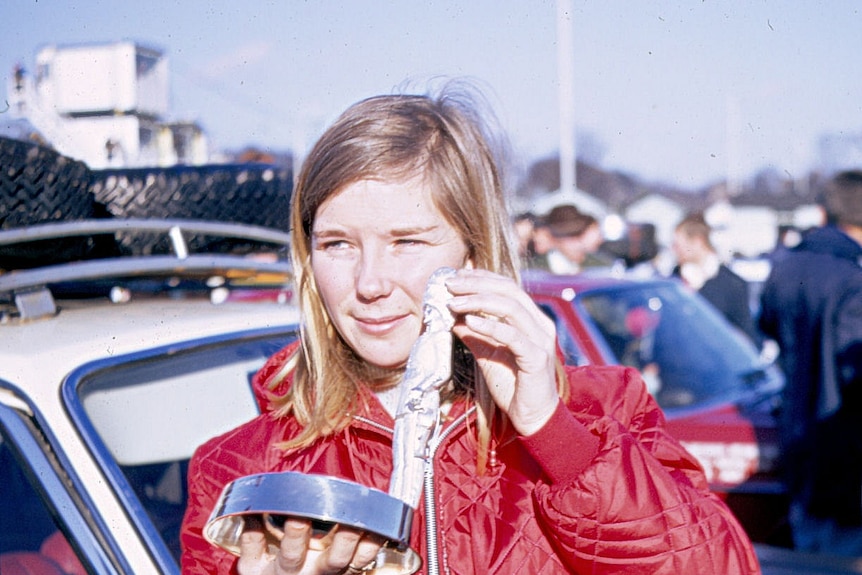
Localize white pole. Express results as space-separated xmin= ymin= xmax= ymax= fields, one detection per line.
xmin=725 ymin=93 xmax=741 ymax=197
xmin=557 ymin=0 xmax=576 ymax=194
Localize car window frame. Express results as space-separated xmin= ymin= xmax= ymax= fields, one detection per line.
xmin=530 ymin=293 xmax=617 ymax=366
xmin=0 ymin=381 xmax=131 ymax=574
xmin=60 ymin=324 xmax=300 ymax=574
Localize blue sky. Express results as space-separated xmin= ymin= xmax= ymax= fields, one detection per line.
xmin=2 ymin=1 xmax=860 ymax=188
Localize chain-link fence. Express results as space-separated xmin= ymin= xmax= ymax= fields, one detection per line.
xmin=1 ymin=136 xmax=293 ymax=267
xmin=90 ymin=164 xmax=292 ymax=255
xmin=0 ymin=136 xmax=97 ymax=268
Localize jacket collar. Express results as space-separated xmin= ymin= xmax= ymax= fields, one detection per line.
xmin=797 ymin=225 xmax=862 ymax=263
xmin=351 ymin=383 xmax=473 ymax=435
xmin=255 ymin=340 xmax=473 ymax=434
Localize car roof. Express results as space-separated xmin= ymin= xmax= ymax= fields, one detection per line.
xmin=522 ymin=268 xmax=671 ymax=297
xmin=0 ymin=218 xmax=299 ymax=397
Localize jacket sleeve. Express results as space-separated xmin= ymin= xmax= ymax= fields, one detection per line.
xmin=834 ymin=280 xmax=862 ymax=389
xmin=520 ymin=366 xmax=761 ymax=574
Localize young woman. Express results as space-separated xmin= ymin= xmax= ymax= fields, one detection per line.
xmin=180 ymin=85 xmax=760 ymax=575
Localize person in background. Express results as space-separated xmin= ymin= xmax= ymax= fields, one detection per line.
xmin=543 ymin=204 xmax=606 ymax=274
xmin=517 ymin=212 xmax=554 ymax=271
xmin=180 ymin=84 xmax=760 ymax=575
xmin=671 ymin=212 xmax=762 ymax=347
xmin=512 ymin=211 xmax=542 ymax=269
xmin=759 ymin=170 xmax=862 ymax=556
xmin=767 ymin=224 xmax=804 ymax=265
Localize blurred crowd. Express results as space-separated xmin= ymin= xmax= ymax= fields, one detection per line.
xmin=515 ymin=202 xmax=775 ymax=351
xmin=514 ymin=169 xmax=862 ymax=557
xmin=514 ymin=205 xmax=607 ymax=274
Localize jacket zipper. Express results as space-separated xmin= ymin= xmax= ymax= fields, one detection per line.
xmin=353 ymin=406 xmax=476 ymax=575
xmin=423 ymin=407 xmax=475 ymax=575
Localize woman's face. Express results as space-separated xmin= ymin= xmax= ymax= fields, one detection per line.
xmin=311 ymin=176 xmax=471 ymax=369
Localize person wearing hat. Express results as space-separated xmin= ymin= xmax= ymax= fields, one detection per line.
xmin=542 ymin=204 xmax=605 ymax=274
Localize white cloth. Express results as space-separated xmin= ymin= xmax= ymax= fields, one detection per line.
xmin=679 ymin=253 xmax=720 ymax=290
xmin=547 ymin=249 xmax=580 ymax=275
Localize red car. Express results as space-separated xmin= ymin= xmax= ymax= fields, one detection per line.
xmin=523 ymin=269 xmax=790 ymax=546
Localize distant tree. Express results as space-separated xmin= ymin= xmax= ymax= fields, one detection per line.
xmin=751 ymin=167 xmax=787 ymax=196
xmin=237 ymin=147 xmax=276 ymax=164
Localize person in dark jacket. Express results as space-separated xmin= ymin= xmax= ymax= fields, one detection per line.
xmin=180 ymin=84 xmax=760 ymax=575
xmin=672 ymin=212 xmax=762 ymax=348
xmin=759 ymin=170 xmax=862 ymax=555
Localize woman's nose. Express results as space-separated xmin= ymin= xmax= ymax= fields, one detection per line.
xmin=355 ymin=249 xmax=395 ymax=301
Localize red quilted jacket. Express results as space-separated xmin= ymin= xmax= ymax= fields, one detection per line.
xmin=180 ymin=343 xmax=760 ymax=574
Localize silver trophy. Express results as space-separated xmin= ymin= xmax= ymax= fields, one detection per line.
xmin=204 ymin=267 xmax=457 ymax=574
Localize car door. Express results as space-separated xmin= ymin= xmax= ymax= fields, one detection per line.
xmin=64 ymin=327 xmax=298 ymax=571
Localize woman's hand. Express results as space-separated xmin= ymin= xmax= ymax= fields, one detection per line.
xmin=237 ymin=516 xmax=381 ymax=575
xmin=445 ymin=269 xmax=560 ymax=436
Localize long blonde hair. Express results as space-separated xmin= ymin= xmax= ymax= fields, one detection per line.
xmin=274 ymin=83 xmax=549 ymax=465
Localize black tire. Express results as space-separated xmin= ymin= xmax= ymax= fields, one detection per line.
xmin=90 ymin=164 xmax=292 ymax=255
xmin=0 ymin=136 xmax=98 ymax=269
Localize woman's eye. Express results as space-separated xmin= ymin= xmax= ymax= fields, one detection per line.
xmin=395 ymin=238 xmax=423 ymax=247
xmin=319 ymin=239 xmax=349 ymax=250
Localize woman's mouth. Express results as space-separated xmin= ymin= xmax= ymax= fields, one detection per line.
xmin=354 ymin=314 xmax=409 ymax=335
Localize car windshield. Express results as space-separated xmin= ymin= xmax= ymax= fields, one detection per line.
xmin=575 ymin=281 xmax=769 ymax=411
xmin=70 ymin=330 xmax=296 ymax=564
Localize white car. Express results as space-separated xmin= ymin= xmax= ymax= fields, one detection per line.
xmin=0 ymin=220 xmax=299 ymax=574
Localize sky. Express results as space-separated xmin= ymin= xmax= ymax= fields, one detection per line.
xmin=2 ymin=1 xmax=861 ymax=189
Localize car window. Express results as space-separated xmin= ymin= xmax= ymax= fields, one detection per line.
xmin=0 ymin=399 xmax=120 ymax=574
xmin=536 ymin=302 xmax=591 ymax=366
xmin=0 ymin=430 xmax=71 ymax=562
xmin=576 ymin=282 xmax=770 ymax=411
xmin=68 ymin=330 xmax=297 ymax=564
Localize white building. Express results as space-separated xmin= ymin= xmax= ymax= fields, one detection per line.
xmin=6 ymin=41 xmax=208 ymax=169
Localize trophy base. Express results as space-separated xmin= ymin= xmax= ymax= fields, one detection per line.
xmin=204 ymin=472 xmax=421 ymax=574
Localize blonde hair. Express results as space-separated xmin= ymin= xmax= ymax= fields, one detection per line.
xmin=273 ymin=83 xmax=562 ymax=469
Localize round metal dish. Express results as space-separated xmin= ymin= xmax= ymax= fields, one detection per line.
xmin=204 ymin=472 xmax=421 ymax=574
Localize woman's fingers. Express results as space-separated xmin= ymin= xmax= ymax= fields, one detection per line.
xmin=316 ymin=526 xmax=362 ymax=570
xmin=237 ymin=516 xmax=275 ymax=575
xmin=349 ymin=533 xmax=385 ymax=570
xmin=446 ymin=269 xmax=556 ymax=372
xmin=446 ymin=268 xmax=560 ymax=436
xmin=274 ymin=519 xmax=313 ymax=571
xmin=239 ymin=517 xmax=382 ymax=575
xmin=311 ymin=526 xmax=382 ymax=574
xmin=446 ymin=270 xmax=556 ymax=346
